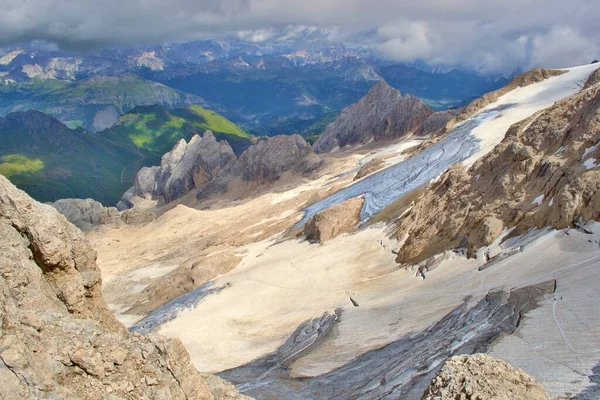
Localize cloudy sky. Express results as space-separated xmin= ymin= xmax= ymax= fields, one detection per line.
xmin=1 ymin=0 xmax=599 ymax=74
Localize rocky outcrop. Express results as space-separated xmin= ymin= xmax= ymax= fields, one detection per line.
xmin=154 ymin=132 xmax=236 ymax=203
xmin=313 ymin=80 xmax=433 ymax=153
xmin=395 ymin=67 xmax=600 ymax=264
xmin=304 ymin=197 xmax=364 ymax=242
xmin=422 ymin=354 xmax=548 ymax=400
xmin=53 ymin=198 xmax=156 ymax=232
xmin=0 ymin=175 xmax=247 ymax=399
xmin=231 ymin=134 xmax=323 ymax=184
xmin=119 ymin=131 xmax=236 ymax=207
xmin=354 ymin=157 xmax=386 ymax=180
xmin=121 ymin=133 xmax=323 ymax=208
xmin=414 ymin=109 xmax=459 ymax=137
xmin=52 ymin=198 xmax=121 ymax=231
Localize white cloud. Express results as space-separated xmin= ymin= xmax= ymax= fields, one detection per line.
xmin=237 ymin=29 xmax=275 ymax=42
xmin=527 ymin=27 xmax=599 ymax=70
xmin=376 ymin=21 xmax=435 ymax=61
xmin=0 ymin=0 xmax=598 ymax=73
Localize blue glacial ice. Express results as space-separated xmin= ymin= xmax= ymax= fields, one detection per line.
xmin=297 ymin=104 xmax=513 ymax=226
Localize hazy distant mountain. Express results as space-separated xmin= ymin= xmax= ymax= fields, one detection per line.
xmin=0 ymin=40 xmax=508 ymax=136
xmin=0 ymin=73 xmax=200 ymax=132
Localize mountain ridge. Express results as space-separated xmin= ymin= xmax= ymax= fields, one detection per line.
xmin=313 ymin=79 xmax=433 ymax=153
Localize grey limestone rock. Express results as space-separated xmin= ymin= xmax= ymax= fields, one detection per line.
xmin=52 ymin=198 xmax=121 ymax=232
xmin=313 ymin=80 xmax=434 ymax=153
xmin=232 ymin=134 xmax=322 ymax=184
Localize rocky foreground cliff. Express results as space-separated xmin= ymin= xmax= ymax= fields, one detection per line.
xmin=0 ymin=175 xmax=247 ymax=399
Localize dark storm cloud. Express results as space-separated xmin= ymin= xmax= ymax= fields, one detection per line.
xmin=1 ymin=0 xmax=598 ymax=72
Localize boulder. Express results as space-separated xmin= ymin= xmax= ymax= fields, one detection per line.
xmin=354 ymin=157 xmax=386 ymax=181
xmin=304 ymin=197 xmax=364 ymax=242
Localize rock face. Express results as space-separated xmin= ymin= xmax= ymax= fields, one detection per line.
xmin=354 ymin=157 xmax=386 ymax=180
xmin=119 ymin=131 xmax=236 ymax=207
xmin=52 ymin=198 xmax=121 ymax=231
xmin=52 ymin=198 xmax=156 ymax=232
xmin=0 ymin=175 xmax=246 ymax=399
xmin=313 ymin=80 xmax=434 ymax=153
xmin=422 ymin=354 xmax=548 ymax=400
xmin=231 ymin=134 xmax=323 ymax=184
xmin=120 ymin=133 xmax=323 ymax=208
xmin=304 ymin=197 xmax=364 ymax=242
xmin=414 ymin=109 xmax=459 ymax=137
xmin=395 ymin=67 xmax=600 ymax=264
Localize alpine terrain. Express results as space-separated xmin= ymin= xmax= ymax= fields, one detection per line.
xmin=1 ymin=4 xmax=600 ymax=399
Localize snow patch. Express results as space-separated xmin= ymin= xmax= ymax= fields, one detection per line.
xmin=582 ymin=143 xmax=599 ymax=160
xmin=532 ymin=194 xmax=545 ymax=206
xmin=583 ymin=158 xmax=598 ymax=169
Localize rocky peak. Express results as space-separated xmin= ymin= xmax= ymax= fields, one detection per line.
xmin=1 ymin=111 xmax=78 ymax=151
xmin=4 ymin=110 xmax=66 ymax=130
xmin=120 ymin=133 xmax=324 ymax=208
xmin=119 ymin=130 xmax=236 ymax=207
xmin=313 ymin=80 xmax=434 ymax=153
xmin=368 ymin=79 xmax=402 ymax=98
xmin=232 ymin=134 xmax=322 ymax=184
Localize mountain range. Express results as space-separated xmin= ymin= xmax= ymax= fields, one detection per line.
xmin=0 ymin=40 xmax=508 ymax=136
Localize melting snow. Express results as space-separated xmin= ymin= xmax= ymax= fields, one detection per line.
xmin=532 ymin=195 xmax=545 ymax=206
xmin=583 ymin=158 xmax=598 ymax=169
xmin=582 ymin=143 xmax=599 ymax=160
